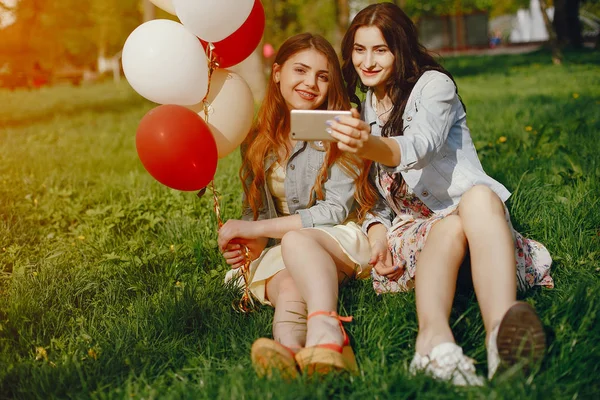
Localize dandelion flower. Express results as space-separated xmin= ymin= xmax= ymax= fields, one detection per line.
xmin=35 ymin=347 xmax=48 ymax=361
xmin=88 ymin=348 xmax=98 ymax=360
xmin=77 ymin=235 xmax=85 ymax=240
xmin=525 ymin=126 xmax=533 ymax=132
xmin=572 ymin=93 xmax=579 ymax=99
xmin=170 ymin=244 xmax=175 ymax=252
xmin=498 ymin=136 xmax=507 ymax=143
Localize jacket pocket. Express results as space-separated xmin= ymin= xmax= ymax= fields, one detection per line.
xmin=307 ymin=148 xmax=326 ymax=172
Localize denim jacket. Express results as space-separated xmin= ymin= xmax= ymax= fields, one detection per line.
xmin=241 ymin=140 xmax=356 ymax=231
xmin=363 ymin=70 xmax=510 ymax=231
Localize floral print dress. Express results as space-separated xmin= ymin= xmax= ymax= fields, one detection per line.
xmin=371 ymin=169 xmax=554 ymax=294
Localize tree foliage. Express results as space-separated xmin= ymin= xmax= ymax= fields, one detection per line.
xmin=1 ymin=0 xmax=140 ymax=67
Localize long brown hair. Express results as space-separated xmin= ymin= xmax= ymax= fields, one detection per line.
xmin=341 ymin=3 xmax=462 ymax=202
xmin=241 ymin=33 xmax=376 ymax=221
xmin=341 ymin=2 xmax=462 ymax=138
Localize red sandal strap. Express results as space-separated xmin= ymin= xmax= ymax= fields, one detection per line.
xmin=306 ymin=311 xmax=353 ymax=347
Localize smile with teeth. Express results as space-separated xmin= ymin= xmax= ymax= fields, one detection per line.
xmin=296 ymin=90 xmax=317 ymax=100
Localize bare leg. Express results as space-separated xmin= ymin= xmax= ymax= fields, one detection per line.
xmin=415 ymin=215 xmax=468 ymax=355
xmin=457 ymin=185 xmax=516 ymax=337
xmin=265 ymin=269 xmax=307 ymax=351
xmin=280 ymin=229 xmax=356 ymax=348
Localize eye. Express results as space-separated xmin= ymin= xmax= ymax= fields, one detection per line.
xmin=353 ymin=46 xmax=365 ymax=53
xmin=294 ymin=67 xmax=306 ymax=74
xmin=376 ymin=48 xmax=388 ymax=54
xmin=318 ymin=74 xmax=329 ymax=82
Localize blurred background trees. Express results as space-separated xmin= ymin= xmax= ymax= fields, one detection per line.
xmin=0 ymin=0 xmax=596 ymax=74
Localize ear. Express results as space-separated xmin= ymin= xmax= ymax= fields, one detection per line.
xmin=272 ymin=63 xmax=281 ymax=83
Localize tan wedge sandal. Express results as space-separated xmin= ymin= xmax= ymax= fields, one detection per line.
xmin=294 ymin=311 xmax=359 ymax=376
xmin=251 ymin=337 xmax=299 ymax=380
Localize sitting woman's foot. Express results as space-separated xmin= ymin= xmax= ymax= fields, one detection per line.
xmin=410 ymin=342 xmax=485 ymax=386
xmin=487 ymin=301 xmax=546 ymax=379
xmin=294 ymin=311 xmax=358 ymax=375
xmin=251 ymin=338 xmax=299 ymax=380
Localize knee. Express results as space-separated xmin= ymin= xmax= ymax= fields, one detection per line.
xmin=437 ymin=215 xmax=467 ymax=248
xmin=281 ymin=230 xmax=305 ymax=252
xmin=458 ymin=185 xmax=504 ymax=217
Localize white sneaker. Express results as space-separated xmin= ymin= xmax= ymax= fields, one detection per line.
xmin=409 ymin=342 xmax=485 ymax=386
xmin=487 ymin=302 xmax=546 ymax=380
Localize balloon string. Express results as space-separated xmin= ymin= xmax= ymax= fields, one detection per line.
xmin=208 ymin=181 xmax=254 ymax=313
xmin=200 ymin=48 xmax=253 ymax=313
xmin=202 ymin=43 xmax=220 ymax=124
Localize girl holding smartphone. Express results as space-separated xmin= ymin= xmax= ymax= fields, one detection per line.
xmin=328 ymin=3 xmax=553 ymax=385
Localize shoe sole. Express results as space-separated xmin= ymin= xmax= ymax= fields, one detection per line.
xmin=295 ymin=345 xmax=359 ymax=376
xmin=251 ymin=338 xmax=298 ymax=380
xmin=496 ymin=302 xmax=546 ymax=372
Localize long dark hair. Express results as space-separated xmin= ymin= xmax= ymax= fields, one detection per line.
xmin=341 ymin=2 xmax=462 ymax=139
xmin=341 ymin=3 xmax=462 ymax=202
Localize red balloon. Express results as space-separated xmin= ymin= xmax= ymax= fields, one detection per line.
xmin=136 ymin=105 xmax=218 ymax=191
xmin=201 ymin=0 xmax=265 ymax=68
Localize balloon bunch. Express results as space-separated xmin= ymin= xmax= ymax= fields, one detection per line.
xmin=123 ymin=0 xmax=265 ymax=312
xmin=123 ymin=0 xmax=265 ymax=191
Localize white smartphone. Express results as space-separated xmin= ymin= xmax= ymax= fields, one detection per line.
xmin=290 ymin=109 xmax=352 ymax=141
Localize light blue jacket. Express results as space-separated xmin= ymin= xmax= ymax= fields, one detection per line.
xmin=363 ymin=70 xmax=510 ymax=231
xmin=241 ymin=140 xmax=356 ymax=229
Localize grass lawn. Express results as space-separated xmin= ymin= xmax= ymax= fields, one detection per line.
xmin=1 ymin=49 xmax=599 ymax=399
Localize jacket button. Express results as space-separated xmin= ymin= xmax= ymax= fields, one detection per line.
xmin=421 ymin=190 xmax=429 ymax=197
xmin=290 ymin=164 xmax=295 ymax=170
xmin=292 ymin=198 xmax=299 ymax=204
xmin=406 ymin=116 xmax=413 ymax=122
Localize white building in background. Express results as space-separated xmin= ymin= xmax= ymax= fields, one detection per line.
xmin=0 ymin=0 xmax=17 ymax=29
xmin=509 ymin=0 xmax=554 ymax=43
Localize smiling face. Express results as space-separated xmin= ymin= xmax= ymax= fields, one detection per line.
xmin=352 ymin=26 xmax=395 ymax=93
xmin=273 ymin=48 xmax=330 ymax=111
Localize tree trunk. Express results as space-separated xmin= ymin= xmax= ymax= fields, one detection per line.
xmin=566 ymin=0 xmax=582 ymax=48
xmin=539 ymin=0 xmax=563 ymax=65
xmin=552 ymin=0 xmax=582 ymax=48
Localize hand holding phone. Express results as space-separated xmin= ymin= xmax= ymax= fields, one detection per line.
xmin=290 ymin=110 xmax=352 ymax=141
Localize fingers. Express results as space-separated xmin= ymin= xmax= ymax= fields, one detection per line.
xmin=332 ymin=113 xmax=366 ymax=129
xmin=374 ymin=262 xmax=399 ymax=276
xmin=327 ymin=116 xmax=369 ymax=144
xmin=225 ymin=254 xmax=245 ymax=265
xmin=217 ymin=232 xmax=230 ymax=251
xmin=374 ymin=260 xmax=406 ymax=281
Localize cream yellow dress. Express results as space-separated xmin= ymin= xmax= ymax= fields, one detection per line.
xmin=225 ymin=161 xmax=372 ymax=305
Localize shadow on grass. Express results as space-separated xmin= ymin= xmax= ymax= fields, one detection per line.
xmin=437 ymin=48 xmax=600 ymax=78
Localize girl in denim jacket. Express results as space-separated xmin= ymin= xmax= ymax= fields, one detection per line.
xmin=217 ymin=33 xmax=377 ymax=378
xmin=328 ymin=3 xmax=553 ymax=386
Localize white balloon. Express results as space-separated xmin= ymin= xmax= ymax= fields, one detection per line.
xmin=189 ymin=70 xmax=254 ymax=158
xmin=149 ymin=0 xmax=176 ymax=15
xmin=173 ymin=0 xmax=254 ymax=43
xmin=122 ymin=20 xmax=209 ymax=106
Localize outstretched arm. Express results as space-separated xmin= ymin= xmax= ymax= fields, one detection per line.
xmin=328 ymin=108 xmax=402 ymax=167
